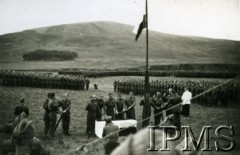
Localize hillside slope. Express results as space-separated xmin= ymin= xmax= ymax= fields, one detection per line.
xmin=0 ymin=21 xmax=239 ymax=70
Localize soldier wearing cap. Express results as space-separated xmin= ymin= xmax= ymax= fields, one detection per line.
xmin=0 ymin=117 xmax=50 ymax=155
xmin=60 ymin=93 xmax=71 ymax=136
xmin=85 ymin=95 xmax=98 ymax=138
xmin=102 ymin=116 xmax=119 ymax=155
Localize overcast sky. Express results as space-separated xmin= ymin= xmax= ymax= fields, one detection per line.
xmin=0 ymin=0 xmax=239 ymax=40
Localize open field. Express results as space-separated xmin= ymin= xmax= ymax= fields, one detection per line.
xmin=0 ymin=76 xmax=240 ymax=155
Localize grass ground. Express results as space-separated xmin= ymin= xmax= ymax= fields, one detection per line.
xmin=0 ymin=76 xmax=240 ymax=155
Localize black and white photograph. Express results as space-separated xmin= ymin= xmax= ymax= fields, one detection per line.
xmin=0 ymin=0 xmax=239 ymax=155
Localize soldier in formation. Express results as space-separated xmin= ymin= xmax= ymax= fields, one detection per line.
xmin=115 ymin=78 xmax=240 ymax=107
xmin=0 ymin=70 xmax=86 ymax=90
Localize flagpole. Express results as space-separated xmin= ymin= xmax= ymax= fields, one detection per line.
xmin=145 ymin=0 xmax=150 ymax=99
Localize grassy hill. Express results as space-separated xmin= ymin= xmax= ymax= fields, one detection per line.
xmin=0 ymin=21 xmax=239 ymax=70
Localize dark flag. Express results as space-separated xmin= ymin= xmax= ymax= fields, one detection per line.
xmin=135 ymin=15 xmax=147 ymax=41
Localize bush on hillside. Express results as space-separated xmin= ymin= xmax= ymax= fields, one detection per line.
xmin=23 ymin=49 xmax=78 ymax=61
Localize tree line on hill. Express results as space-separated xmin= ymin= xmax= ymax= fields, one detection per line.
xmin=22 ymin=49 xmax=78 ymax=61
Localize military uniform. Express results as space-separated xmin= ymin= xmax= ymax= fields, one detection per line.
xmin=102 ymin=121 xmax=119 ymax=155
xmin=115 ymin=98 xmax=125 ymax=120
xmin=125 ymin=96 xmax=136 ymax=119
xmin=105 ymin=98 xmax=116 ymax=120
xmin=43 ymin=94 xmax=59 ymax=137
xmin=60 ymin=98 xmax=71 ymax=135
xmin=96 ymin=98 xmax=105 ymax=121
xmin=85 ymin=99 xmax=98 ymax=137
xmin=139 ymin=96 xmax=152 ymax=128
xmin=166 ymin=93 xmax=182 ymax=131
xmin=152 ymin=95 xmax=164 ymax=126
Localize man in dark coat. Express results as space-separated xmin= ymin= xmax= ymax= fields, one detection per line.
xmin=43 ymin=93 xmax=51 ymax=137
xmin=139 ymin=94 xmax=152 ymax=128
xmin=96 ymin=94 xmax=105 ymax=121
xmin=125 ymin=91 xmax=136 ymax=119
xmin=165 ymin=89 xmax=182 ymax=131
xmin=60 ymin=93 xmax=71 ymax=136
xmin=115 ymin=94 xmax=125 ymax=120
xmin=105 ymin=93 xmax=116 ymax=120
xmin=152 ymin=92 xmax=164 ymax=126
xmin=43 ymin=93 xmax=60 ymax=138
xmin=85 ymin=95 xmax=98 ymax=138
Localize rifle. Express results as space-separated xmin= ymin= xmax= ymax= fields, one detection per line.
xmin=55 ymin=106 xmax=70 ymax=131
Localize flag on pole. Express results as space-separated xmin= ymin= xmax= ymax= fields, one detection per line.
xmin=135 ymin=14 xmax=147 ymax=41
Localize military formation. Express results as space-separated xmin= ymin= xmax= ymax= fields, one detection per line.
xmin=60 ymin=70 xmax=239 ymax=79
xmin=114 ymin=78 xmax=240 ymax=107
xmin=0 ymin=70 xmax=90 ymax=90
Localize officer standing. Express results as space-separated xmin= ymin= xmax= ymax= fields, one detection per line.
xmin=43 ymin=93 xmax=60 ymax=138
xmin=96 ymin=94 xmax=105 ymax=121
xmin=43 ymin=93 xmax=51 ymax=137
xmin=165 ymin=89 xmax=182 ymax=131
xmin=152 ymin=92 xmax=164 ymax=126
xmin=105 ymin=93 xmax=116 ymax=120
xmin=139 ymin=94 xmax=152 ymax=128
xmin=60 ymin=93 xmax=71 ymax=136
xmin=125 ymin=91 xmax=136 ymax=119
xmin=48 ymin=93 xmax=60 ymax=138
xmin=85 ymin=95 xmax=98 ymax=138
xmin=115 ymin=94 xmax=125 ymax=120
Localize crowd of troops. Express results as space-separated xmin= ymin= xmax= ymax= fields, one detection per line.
xmin=0 ymin=70 xmax=90 ymax=90
xmin=114 ymin=78 xmax=240 ymax=107
xmin=60 ymin=70 xmax=239 ymax=79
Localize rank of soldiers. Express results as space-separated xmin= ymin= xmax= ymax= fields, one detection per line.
xmin=0 ymin=70 xmax=90 ymax=90
xmin=59 ymin=70 xmax=240 ymax=79
xmin=114 ymin=78 xmax=240 ymax=107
